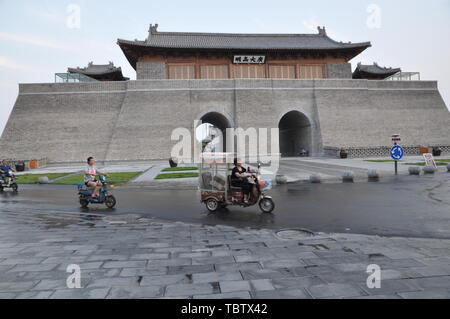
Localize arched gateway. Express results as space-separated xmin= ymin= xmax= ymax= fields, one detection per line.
xmin=279 ymin=111 xmax=312 ymax=157
xmin=197 ymin=112 xmax=233 ymax=153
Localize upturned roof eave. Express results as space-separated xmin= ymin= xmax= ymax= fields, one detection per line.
xmin=117 ymin=39 xmax=371 ymax=70
xmin=67 ymin=67 xmax=128 ymax=81
xmin=67 ymin=68 xmax=123 ymax=76
xmin=116 ymin=38 xmax=371 ymax=51
xmin=354 ymin=64 xmax=401 ymax=76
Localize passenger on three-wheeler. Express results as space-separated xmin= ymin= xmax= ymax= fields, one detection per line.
xmin=199 ymin=153 xmax=275 ymax=213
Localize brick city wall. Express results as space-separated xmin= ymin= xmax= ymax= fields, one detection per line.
xmin=0 ymin=79 xmax=449 ymax=162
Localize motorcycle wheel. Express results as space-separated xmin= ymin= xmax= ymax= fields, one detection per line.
xmin=105 ymin=196 xmax=116 ymax=209
xmin=11 ymin=183 xmax=18 ymax=192
xmin=205 ymin=198 xmax=219 ymax=212
xmin=80 ymin=197 xmax=89 ymax=208
xmin=259 ymin=198 xmax=275 ymax=214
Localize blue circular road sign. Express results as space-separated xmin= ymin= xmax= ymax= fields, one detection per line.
xmin=390 ymin=145 xmax=404 ymax=161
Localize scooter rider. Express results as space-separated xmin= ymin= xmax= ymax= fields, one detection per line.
xmin=84 ymin=157 xmax=107 ymax=198
xmin=0 ymin=160 xmax=15 ymax=182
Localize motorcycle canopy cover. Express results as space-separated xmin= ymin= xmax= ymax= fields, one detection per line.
xmin=200 ymin=152 xmax=236 ymax=165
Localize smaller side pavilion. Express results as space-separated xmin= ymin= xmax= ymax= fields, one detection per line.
xmin=352 ymin=62 xmax=401 ymax=80
xmin=68 ymin=62 xmax=129 ymax=81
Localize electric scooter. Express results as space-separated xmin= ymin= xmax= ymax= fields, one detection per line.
xmin=0 ymin=170 xmax=18 ymax=192
xmin=77 ymin=175 xmax=116 ymax=208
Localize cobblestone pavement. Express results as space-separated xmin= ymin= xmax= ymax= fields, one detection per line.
xmin=0 ymin=208 xmax=449 ymax=299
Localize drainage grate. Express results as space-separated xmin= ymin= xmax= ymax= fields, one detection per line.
xmin=276 ymin=228 xmax=315 ymax=240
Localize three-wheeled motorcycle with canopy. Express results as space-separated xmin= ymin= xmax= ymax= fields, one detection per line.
xmin=199 ymin=153 xmax=275 ymax=213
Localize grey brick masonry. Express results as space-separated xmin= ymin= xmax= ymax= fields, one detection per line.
xmin=0 ymin=209 xmax=449 ymax=299
xmin=0 ymin=79 xmax=448 ymax=162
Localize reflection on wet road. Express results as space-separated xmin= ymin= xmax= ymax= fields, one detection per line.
xmin=0 ymin=174 xmax=449 ymax=239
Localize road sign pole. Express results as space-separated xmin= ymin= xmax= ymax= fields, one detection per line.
xmin=394 ymin=141 xmax=398 ymax=175
xmin=390 ymin=135 xmax=403 ymax=175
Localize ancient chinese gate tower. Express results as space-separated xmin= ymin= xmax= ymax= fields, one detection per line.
xmin=1 ymin=25 xmax=449 ymax=162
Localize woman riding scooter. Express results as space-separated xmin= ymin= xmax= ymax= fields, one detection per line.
xmin=231 ymin=158 xmax=259 ymax=204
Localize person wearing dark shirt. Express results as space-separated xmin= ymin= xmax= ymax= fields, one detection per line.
xmin=231 ymin=158 xmax=258 ymax=203
xmin=0 ymin=160 xmax=15 ymax=180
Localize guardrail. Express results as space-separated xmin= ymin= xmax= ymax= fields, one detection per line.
xmin=3 ymin=158 xmax=48 ymax=171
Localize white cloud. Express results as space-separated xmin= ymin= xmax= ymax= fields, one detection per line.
xmin=251 ymin=18 xmax=276 ymax=32
xmin=30 ymin=9 xmax=67 ymax=25
xmin=302 ymin=15 xmax=353 ymax=43
xmin=302 ymin=16 xmax=319 ymax=32
xmin=81 ymin=38 xmax=116 ymax=53
xmin=0 ymin=32 xmax=70 ymax=50
xmin=0 ymin=56 xmax=45 ymax=73
xmin=0 ymin=31 xmax=116 ymax=57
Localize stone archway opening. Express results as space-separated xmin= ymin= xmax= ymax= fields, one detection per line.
xmin=279 ymin=111 xmax=312 ymax=157
xmin=196 ymin=112 xmax=231 ymax=152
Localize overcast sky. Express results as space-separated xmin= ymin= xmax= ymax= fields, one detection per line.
xmin=1 ymin=0 xmax=449 ymax=135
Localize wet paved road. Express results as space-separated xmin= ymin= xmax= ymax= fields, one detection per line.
xmin=0 ymin=174 xmax=449 ymax=239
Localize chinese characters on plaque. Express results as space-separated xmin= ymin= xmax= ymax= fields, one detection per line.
xmin=233 ymin=55 xmax=266 ymax=64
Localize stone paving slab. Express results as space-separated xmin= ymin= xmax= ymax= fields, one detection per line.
xmin=0 ymin=209 xmax=449 ymax=299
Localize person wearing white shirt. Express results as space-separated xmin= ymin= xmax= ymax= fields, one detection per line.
xmin=84 ymin=157 xmax=107 ymax=198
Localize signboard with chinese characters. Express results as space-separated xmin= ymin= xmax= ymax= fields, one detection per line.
xmin=233 ymin=55 xmax=266 ymax=64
